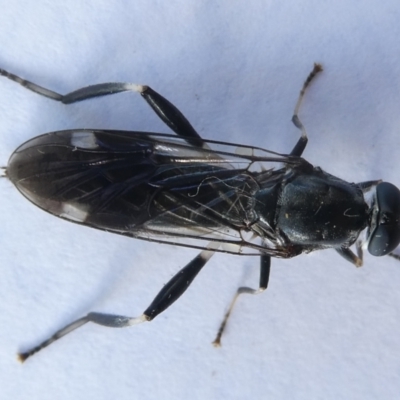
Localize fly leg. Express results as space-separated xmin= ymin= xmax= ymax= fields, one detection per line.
xmin=0 ymin=68 xmax=204 ymax=147
xmin=290 ymin=63 xmax=323 ymax=156
xmin=336 ymin=246 xmax=363 ymax=267
xmin=212 ymin=254 xmax=271 ymax=346
xmin=212 ymin=65 xmax=322 ymax=345
xmin=18 ymin=246 xmax=217 ymax=362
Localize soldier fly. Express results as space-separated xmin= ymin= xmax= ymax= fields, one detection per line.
xmin=2 ymin=64 xmax=400 ymax=362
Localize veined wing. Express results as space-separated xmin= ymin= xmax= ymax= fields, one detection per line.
xmin=7 ymin=129 xmax=297 ymax=255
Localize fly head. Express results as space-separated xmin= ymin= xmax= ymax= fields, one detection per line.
xmin=368 ymin=182 xmax=400 ymax=256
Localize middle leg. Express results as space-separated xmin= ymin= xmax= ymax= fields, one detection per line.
xmin=212 ymin=254 xmax=271 ymax=346
xmin=290 ymin=63 xmax=323 ymax=157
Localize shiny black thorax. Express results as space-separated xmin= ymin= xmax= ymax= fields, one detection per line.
xmin=254 ymin=165 xmax=369 ymax=253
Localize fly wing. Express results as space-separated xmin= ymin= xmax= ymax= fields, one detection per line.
xmin=7 ymin=129 xmax=292 ymax=255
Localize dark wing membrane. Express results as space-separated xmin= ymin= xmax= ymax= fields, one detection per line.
xmin=8 ymin=129 xmax=292 ymax=255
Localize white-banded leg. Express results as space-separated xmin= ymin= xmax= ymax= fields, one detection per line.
xmin=290 ymin=63 xmax=323 ymax=157
xmin=212 ymin=65 xmax=322 ymax=346
xmin=18 ymin=245 xmax=217 ymax=362
xmin=212 ymin=254 xmax=271 ymax=346
xmin=0 ymin=68 xmax=204 ymax=147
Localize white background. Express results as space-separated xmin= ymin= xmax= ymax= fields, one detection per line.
xmin=0 ymin=1 xmax=400 ymax=399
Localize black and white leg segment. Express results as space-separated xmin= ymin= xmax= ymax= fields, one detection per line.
xmin=140 ymin=86 xmax=204 ymax=147
xmin=290 ymin=63 xmax=323 ymax=157
xmin=0 ymin=68 xmax=204 ymax=147
xmin=212 ymin=255 xmax=271 ymax=347
xmin=143 ymin=246 xmax=216 ymax=319
xmin=17 ymin=246 xmax=216 ymax=362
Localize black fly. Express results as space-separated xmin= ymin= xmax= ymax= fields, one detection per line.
xmin=2 ymin=64 xmax=400 ymax=361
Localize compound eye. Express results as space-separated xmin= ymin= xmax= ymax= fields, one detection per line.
xmin=368 ymin=182 xmax=400 ymax=256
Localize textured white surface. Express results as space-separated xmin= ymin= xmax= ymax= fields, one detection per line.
xmin=1 ymin=1 xmax=400 ymax=399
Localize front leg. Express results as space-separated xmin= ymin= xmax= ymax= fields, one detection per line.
xmin=336 ymin=245 xmax=363 ymax=267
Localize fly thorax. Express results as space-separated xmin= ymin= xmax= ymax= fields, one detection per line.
xmin=276 ymin=172 xmax=368 ymax=247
